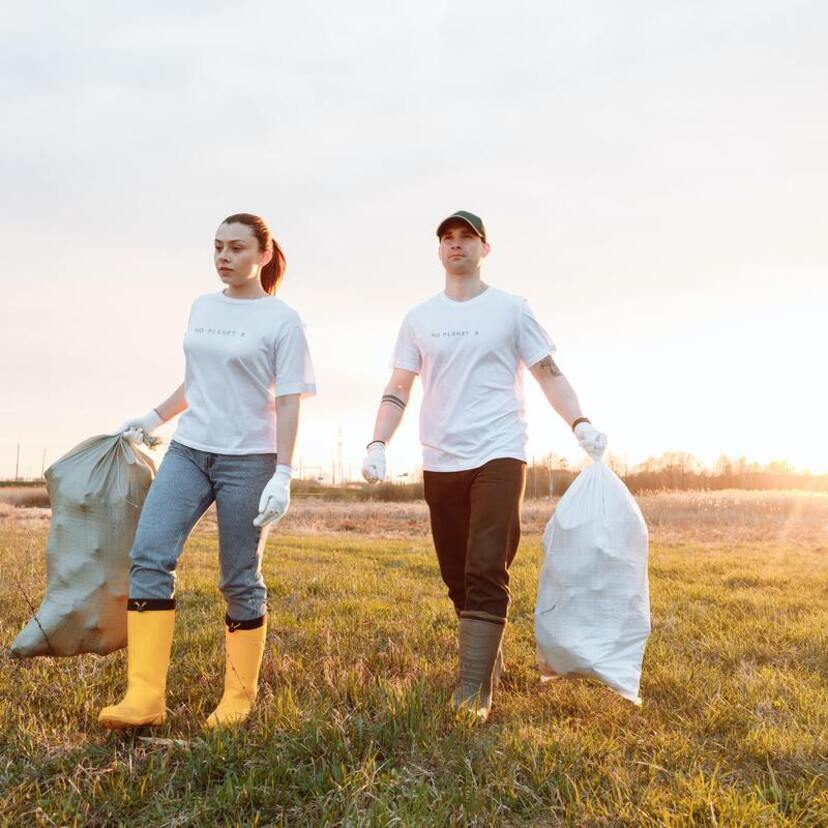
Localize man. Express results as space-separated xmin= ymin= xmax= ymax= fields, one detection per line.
xmin=362 ymin=210 xmax=607 ymax=723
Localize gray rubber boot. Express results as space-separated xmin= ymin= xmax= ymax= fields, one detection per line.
xmin=493 ymin=642 xmax=505 ymax=691
xmin=453 ymin=610 xmax=505 ymax=689
xmin=452 ymin=616 xmax=505 ymax=723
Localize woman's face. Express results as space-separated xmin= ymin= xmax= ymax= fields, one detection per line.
xmin=213 ymin=222 xmax=272 ymax=287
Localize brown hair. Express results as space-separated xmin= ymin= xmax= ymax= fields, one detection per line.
xmin=221 ymin=213 xmax=286 ymax=295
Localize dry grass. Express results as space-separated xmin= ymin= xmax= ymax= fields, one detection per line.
xmin=5 ymin=488 xmax=827 ymax=544
xmin=633 ymin=489 xmax=828 ymax=543
xmin=0 ymin=486 xmax=50 ymax=509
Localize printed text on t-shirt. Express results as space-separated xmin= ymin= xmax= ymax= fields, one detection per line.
xmin=430 ymin=330 xmax=480 ymax=338
xmin=194 ymin=327 xmax=247 ymax=337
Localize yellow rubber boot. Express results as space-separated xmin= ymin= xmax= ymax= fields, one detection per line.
xmin=98 ymin=607 xmax=175 ymax=729
xmin=205 ymin=617 xmax=267 ymax=729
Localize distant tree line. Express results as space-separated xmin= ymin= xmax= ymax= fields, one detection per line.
xmin=4 ymin=452 xmax=825 ymax=504
xmin=299 ymin=451 xmax=828 ymax=500
xmin=529 ymin=452 xmax=828 ymax=497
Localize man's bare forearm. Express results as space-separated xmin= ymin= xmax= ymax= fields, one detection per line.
xmin=371 ymin=384 xmax=411 ymax=445
xmin=530 ymin=356 xmax=585 ymax=426
xmin=154 ymin=382 xmax=188 ymax=421
xmin=368 ymin=368 xmax=417 ymax=446
xmin=275 ymin=394 xmax=301 ymax=467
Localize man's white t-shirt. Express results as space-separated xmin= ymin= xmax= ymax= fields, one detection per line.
xmin=172 ymin=291 xmax=316 ymax=455
xmin=392 ymin=286 xmax=555 ymax=473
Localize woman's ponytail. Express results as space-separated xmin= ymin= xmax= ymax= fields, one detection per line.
xmin=260 ymin=236 xmax=286 ymax=295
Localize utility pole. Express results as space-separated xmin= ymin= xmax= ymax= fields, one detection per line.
xmin=41 ymin=449 xmax=47 ymax=479
xmin=15 ymin=443 xmax=20 ymax=482
xmin=336 ymin=426 xmax=343 ymax=486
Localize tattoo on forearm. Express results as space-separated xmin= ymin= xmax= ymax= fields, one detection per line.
xmin=381 ymin=394 xmax=406 ymax=412
xmin=536 ymin=356 xmax=563 ymax=377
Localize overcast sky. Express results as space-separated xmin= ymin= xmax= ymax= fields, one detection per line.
xmin=2 ymin=1 xmax=826 ymax=480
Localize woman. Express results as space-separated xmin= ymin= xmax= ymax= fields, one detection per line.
xmin=98 ymin=213 xmax=316 ymax=730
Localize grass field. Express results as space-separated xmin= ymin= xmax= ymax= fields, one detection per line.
xmin=1 ymin=492 xmax=827 ymax=826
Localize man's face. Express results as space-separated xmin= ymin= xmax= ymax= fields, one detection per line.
xmin=438 ymin=221 xmax=490 ymax=275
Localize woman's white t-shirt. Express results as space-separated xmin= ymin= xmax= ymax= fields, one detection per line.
xmin=172 ymin=291 xmax=316 ymax=455
xmin=392 ymin=286 xmax=554 ymax=472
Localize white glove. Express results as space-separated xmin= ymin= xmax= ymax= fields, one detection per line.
xmin=574 ymin=421 xmax=608 ymax=461
xmin=253 ymin=465 xmax=292 ymax=528
xmin=115 ymin=410 xmax=164 ymax=445
xmin=361 ymin=442 xmax=386 ymax=483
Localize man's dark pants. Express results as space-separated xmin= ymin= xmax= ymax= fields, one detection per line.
xmin=423 ymin=457 xmax=526 ymax=621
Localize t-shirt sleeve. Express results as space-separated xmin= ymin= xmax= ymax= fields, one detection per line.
xmin=390 ymin=313 xmax=421 ymax=373
xmin=517 ymin=299 xmax=556 ymax=367
xmin=273 ymin=321 xmax=317 ymax=398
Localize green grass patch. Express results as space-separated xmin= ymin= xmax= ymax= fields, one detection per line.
xmin=1 ymin=524 xmax=827 ymax=826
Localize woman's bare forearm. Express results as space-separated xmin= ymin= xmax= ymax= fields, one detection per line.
xmin=275 ymin=394 xmax=301 ymax=468
xmin=154 ymin=382 xmax=188 ymax=422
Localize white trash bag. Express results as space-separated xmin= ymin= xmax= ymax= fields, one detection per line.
xmin=10 ymin=434 xmax=156 ymax=658
xmin=535 ymin=460 xmax=650 ymax=704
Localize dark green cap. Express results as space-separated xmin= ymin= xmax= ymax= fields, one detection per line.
xmin=436 ymin=210 xmax=487 ymax=243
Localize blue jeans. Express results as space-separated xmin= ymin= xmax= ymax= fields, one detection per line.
xmin=129 ymin=440 xmax=276 ymax=620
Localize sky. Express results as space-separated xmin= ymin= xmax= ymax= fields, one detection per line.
xmin=1 ymin=1 xmax=827 ymax=480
